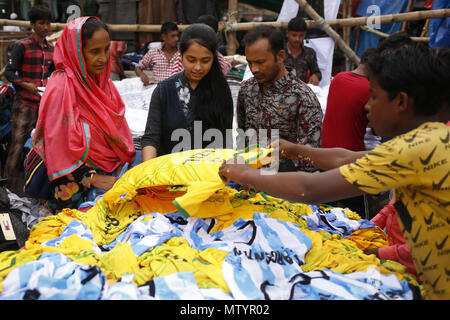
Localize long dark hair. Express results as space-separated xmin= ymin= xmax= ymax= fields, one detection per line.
xmin=179 ymin=24 xmax=233 ymax=139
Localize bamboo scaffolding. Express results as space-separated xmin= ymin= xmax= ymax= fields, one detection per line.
xmin=401 ymin=0 xmax=415 ymax=32
xmin=0 ymin=8 xmax=448 ymax=32
xmin=360 ymin=25 xmax=430 ymax=42
xmin=296 ymin=0 xmax=360 ymax=65
xmin=343 ymin=0 xmax=352 ymax=70
xmin=316 ymin=8 xmax=449 ymax=28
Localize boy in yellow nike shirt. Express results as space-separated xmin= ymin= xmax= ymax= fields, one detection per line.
xmin=219 ymin=45 xmax=450 ymax=300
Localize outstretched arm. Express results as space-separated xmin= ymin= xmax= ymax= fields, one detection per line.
xmin=219 ymin=159 xmax=364 ymax=204
xmin=271 ymin=139 xmax=367 ymax=171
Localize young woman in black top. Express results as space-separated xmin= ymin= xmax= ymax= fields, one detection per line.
xmin=141 ymin=24 xmax=234 ymax=161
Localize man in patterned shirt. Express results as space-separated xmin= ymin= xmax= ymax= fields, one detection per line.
xmin=237 ymin=25 xmax=322 ymax=172
xmin=4 ymin=5 xmax=54 ymax=195
xmin=135 ymin=22 xmax=180 ymax=84
xmin=284 ymin=16 xmax=321 ymax=85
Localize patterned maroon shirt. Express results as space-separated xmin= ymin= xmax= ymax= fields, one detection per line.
xmin=237 ymin=70 xmax=323 ymax=171
xmin=284 ymin=44 xmax=322 ymax=83
xmin=4 ymin=36 xmax=54 ymax=109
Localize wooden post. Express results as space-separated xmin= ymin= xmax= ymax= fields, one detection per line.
xmin=420 ymin=18 xmax=429 ymax=37
xmin=296 ymin=0 xmax=360 ymax=65
xmin=226 ymin=0 xmax=238 ymax=56
xmin=361 ymin=25 xmax=429 ymax=42
xmin=402 ymin=0 xmax=415 ymax=32
xmin=343 ymin=0 xmax=352 ymax=71
xmin=354 ymin=27 xmax=361 ymax=58
xmin=342 ymin=1 xmax=347 ymax=70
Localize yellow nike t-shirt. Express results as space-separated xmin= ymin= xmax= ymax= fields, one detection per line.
xmin=340 ymin=122 xmax=450 ymax=300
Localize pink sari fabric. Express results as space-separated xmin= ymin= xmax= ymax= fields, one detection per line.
xmin=33 ymin=17 xmax=135 ymax=181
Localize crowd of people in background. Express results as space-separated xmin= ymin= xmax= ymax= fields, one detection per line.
xmin=0 ymin=4 xmax=449 ymax=300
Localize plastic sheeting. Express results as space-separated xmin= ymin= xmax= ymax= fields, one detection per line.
xmin=428 ymin=0 xmax=450 ymax=48
xmin=354 ymin=0 xmax=410 ymax=57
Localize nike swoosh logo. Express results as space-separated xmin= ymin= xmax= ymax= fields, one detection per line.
xmin=412 ymin=225 xmax=421 ymax=243
xmin=424 ymin=212 xmax=434 ymax=225
xmin=353 ymin=162 xmax=364 ymax=169
xmin=394 ymin=200 xmax=413 ymax=233
xmin=371 ymin=169 xmax=398 ymax=181
xmin=419 ymin=145 xmax=437 ymax=165
xmin=440 ymin=131 xmax=450 ymax=144
xmin=367 ymin=151 xmax=385 ymax=158
xmin=432 ymin=275 xmax=441 ymax=289
xmin=352 ymin=180 xmax=377 ymax=189
xmin=404 ymin=131 xmax=419 ymax=143
xmin=432 ymin=171 xmax=450 ymax=190
xmin=390 ymin=160 xmax=414 ymax=171
xmin=436 ymin=235 xmax=448 ymax=250
xmin=420 ymin=249 xmax=432 ymax=266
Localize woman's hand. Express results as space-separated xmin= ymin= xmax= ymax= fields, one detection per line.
xmin=91 ymin=174 xmax=118 ymax=191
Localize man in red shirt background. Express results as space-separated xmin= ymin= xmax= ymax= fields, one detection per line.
xmin=322 ymin=47 xmax=378 ymax=152
xmin=320 ymin=48 xmax=377 ymax=215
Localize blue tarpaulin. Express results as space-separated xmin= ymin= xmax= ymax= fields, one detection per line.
xmin=428 ymin=0 xmax=450 ymax=48
xmin=353 ymin=0 xmax=410 ymax=57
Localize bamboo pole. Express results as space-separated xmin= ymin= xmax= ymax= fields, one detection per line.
xmin=0 ymin=8 xmax=448 ymax=32
xmin=235 ymin=8 xmax=450 ymax=30
xmin=354 ymin=27 xmax=361 ymax=57
xmin=342 ymin=1 xmax=348 ymax=70
xmin=420 ymin=18 xmax=430 ymax=37
xmin=321 ymin=8 xmax=450 ymax=28
xmin=226 ymin=0 xmax=239 ymax=56
xmin=295 ymin=0 xmax=360 ymax=65
xmin=360 ymin=25 xmax=430 ymax=42
xmin=343 ymin=0 xmax=352 ymax=70
xmin=402 ymin=0 xmax=415 ymax=32
xmin=347 ymin=0 xmax=353 ymax=69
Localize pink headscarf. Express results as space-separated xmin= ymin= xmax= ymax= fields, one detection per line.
xmin=33 ymin=17 xmax=135 ymax=181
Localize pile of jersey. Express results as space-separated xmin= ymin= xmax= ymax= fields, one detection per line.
xmin=0 ymin=149 xmax=422 ymax=300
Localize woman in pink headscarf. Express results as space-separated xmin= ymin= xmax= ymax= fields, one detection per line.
xmin=32 ymin=17 xmax=136 ymax=212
